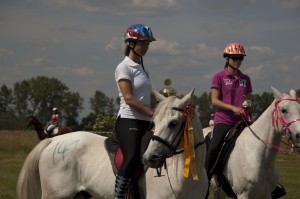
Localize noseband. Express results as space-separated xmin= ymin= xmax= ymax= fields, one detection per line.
xmin=272 ymin=98 xmax=300 ymax=135
xmin=149 ymin=107 xmax=185 ymax=157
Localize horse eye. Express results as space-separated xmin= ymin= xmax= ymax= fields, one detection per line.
xmin=168 ymin=121 xmax=178 ymax=128
xmin=281 ymin=108 xmax=288 ymax=114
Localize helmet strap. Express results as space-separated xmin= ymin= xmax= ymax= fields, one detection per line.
xmin=228 ymin=62 xmax=238 ymax=71
xmin=225 ymin=57 xmax=238 ymax=71
xmin=129 ymin=41 xmax=149 ymax=77
xmin=129 ymin=41 xmax=142 ymax=57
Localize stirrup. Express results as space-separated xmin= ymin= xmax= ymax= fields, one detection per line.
xmin=271 ymin=184 xmax=286 ymax=199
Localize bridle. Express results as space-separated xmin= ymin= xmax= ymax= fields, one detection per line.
xmin=149 ymin=103 xmax=207 ymax=187
xmin=272 ymin=98 xmax=300 ymax=152
xmin=243 ymin=97 xmax=300 ymax=153
xmin=272 ymin=98 xmax=300 ymax=135
xmin=149 ymin=104 xmax=206 ymax=158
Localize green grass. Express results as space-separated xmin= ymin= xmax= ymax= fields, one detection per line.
xmin=0 ymin=130 xmax=39 ymax=199
xmin=0 ymin=130 xmax=299 ymax=199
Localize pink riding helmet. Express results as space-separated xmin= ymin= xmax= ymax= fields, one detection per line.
xmin=223 ymin=42 xmax=246 ymax=57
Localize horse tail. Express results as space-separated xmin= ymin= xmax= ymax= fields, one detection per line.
xmin=16 ymin=139 xmax=52 ymax=199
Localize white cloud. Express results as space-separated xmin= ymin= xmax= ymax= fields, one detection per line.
xmin=72 ymin=67 xmax=95 ymax=76
xmin=244 ymin=64 xmax=264 ymax=78
xmin=0 ymin=48 xmax=14 ymax=57
xmin=247 ymin=46 xmax=274 ymax=55
xmin=105 ymin=37 xmax=123 ymax=52
xmin=193 ymin=0 xmax=256 ymax=11
xmin=282 ymin=0 xmax=300 ymax=8
xmin=190 ymin=43 xmax=220 ymax=59
xmin=42 ymin=0 xmax=179 ymax=15
xmin=150 ymin=38 xmax=181 ymax=55
xmin=31 ymin=57 xmax=52 ymax=66
xmin=293 ymin=52 xmax=300 ymax=62
xmin=131 ymin=0 xmax=178 ymax=8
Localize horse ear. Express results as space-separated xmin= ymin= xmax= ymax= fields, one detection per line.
xmin=152 ymin=90 xmax=166 ymax=102
xmin=180 ymin=88 xmax=195 ymax=107
xmin=290 ymin=89 xmax=296 ymax=98
xmin=271 ymin=86 xmax=282 ymax=99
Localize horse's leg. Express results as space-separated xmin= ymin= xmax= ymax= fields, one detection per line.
xmin=214 ymin=188 xmax=225 ymax=199
xmin=210 ymin=177 xmax=225 ymax=199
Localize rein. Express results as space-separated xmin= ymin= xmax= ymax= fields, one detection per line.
xmin=242 ymin=98 xmax=300 ymax=154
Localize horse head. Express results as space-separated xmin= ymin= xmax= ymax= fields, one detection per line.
xmin=27 ymin=115 xmax=36 ymax=127
xmin=142 ymin=89 xmax=204 ymax=168
xmin=271 ymin=87 xmax=300 ymax=150
xmin=27 ymin=115 xmax=46 ymax=140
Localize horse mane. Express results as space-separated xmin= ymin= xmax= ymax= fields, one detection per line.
xmin=153 ymin=96 xmax=178 ymax=122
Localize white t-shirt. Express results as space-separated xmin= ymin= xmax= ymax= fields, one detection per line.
xmin=209 ymin=119 xmax=214 ymax=127
xmin=115 ymin=56 xmax=152 ymax=121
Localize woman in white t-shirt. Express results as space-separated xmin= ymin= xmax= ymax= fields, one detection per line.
xmin=114 ymin=24 xmax=156 ymax=199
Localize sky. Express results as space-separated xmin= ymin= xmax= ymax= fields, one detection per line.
xmin=1 ymin=0 xmax=300 ymax=118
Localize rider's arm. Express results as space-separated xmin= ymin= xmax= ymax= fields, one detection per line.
xmin=118 ymin=79 xmax=153 ymax=117
xmin=211 ymin=88 xmax=243 ymax=115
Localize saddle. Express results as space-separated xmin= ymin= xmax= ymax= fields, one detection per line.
xmin=207 ymin=120 xmax=250 ymax=198
xmin=104 ymin=131 xmax=154 ymax=177
xmin=104 ymin=130 xmax=154 ymax=198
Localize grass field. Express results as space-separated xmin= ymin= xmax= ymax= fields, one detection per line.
xmin=0 ymin=130 xmax=299 ymax=199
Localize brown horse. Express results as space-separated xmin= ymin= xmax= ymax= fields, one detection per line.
xmin=27 ymin=115 xmax=75 ymax=140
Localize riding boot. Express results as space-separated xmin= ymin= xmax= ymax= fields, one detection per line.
xmin=114 ymin=175 xmax=131 ymax=199
xmin=132 ymin=178 xmax=141 ymax=199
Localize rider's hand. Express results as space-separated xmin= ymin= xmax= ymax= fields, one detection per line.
xmin=231 ymin=106 xmax=244 ymax=115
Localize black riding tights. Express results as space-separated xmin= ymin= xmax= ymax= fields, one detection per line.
xmin=205 ymin=123 xmax=233 ymax=178
xmin=114 ymin=116 xmax=151 ymax=179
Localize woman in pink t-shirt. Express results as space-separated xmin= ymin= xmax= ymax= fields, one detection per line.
xmin=205 ymin=42 xmax=252 ymax=180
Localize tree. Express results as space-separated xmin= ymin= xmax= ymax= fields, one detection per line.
xmin=0 ymin=84 xmax=13 ymax=112
xmin=89 ymin=90 xmax=115 ymax=116
xmin=87 ymin=114 xmax=115 ymax=133
xmin=196 ymin=92 xmax=214 ymax=127
xmin=13 ymin=76 xmax=83 ymax=125
xmin=62 ymin=92 xmax=84 ymax=128
xmin=249 ymin=92 xmax=274 ymax=119
xmin=0 ymin=84 xmax=17 ymax=129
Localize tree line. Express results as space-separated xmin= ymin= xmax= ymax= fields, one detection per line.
xmin=1 ymin=76 xmax=299 ymax=131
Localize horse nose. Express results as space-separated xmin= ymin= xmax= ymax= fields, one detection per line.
xmin=143 ymin=153 xmax=165 ymax=168
xmin=149 ymin=154 xmax=161 ymax=161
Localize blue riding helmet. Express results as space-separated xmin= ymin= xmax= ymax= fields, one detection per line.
xmin=124 ymin=24 xmax=156 ymax=43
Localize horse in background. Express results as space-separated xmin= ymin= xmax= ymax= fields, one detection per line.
xmin=204 ymin=87 xmax=300 ymax=199
xmin=27 ymin=115 xmax=75 ymax=140
xmin=17 ymin=90 xmax=208 ymax=199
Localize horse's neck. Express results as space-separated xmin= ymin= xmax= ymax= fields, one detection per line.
xmin=33 ymin=119 xmax=46 ymax=137
xmin=242 ymin=102 xmax=282 ymax=160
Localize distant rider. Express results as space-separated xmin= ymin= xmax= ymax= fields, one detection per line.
xmin=46 ymin=107 xmax=59 ymax=136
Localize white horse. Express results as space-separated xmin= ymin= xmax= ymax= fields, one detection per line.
xmin=142 ymin=89 xmax=209 ymax=198
xmin=17 ymin=90 xmax=208 ymax=199
xmin=205 ymin=87 xmax=300 ymax=199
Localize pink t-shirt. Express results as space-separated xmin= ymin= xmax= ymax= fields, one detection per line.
xmin=211 ymin=68 xmax=252 ymax=125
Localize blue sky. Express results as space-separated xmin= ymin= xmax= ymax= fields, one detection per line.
xmin=1 ymin=0 xmax=300 ymax=117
